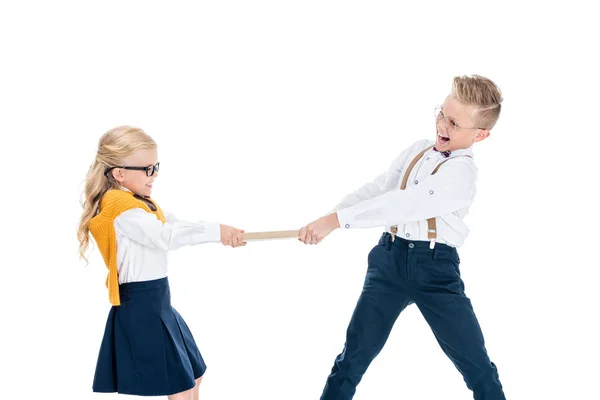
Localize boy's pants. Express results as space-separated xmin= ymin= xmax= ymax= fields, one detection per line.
xmin=320 ymin=233 xmax=505 ymax=400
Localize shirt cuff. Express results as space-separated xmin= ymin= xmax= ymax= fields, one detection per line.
xmin=336 ymin=209 xmax=354 ymax=230
xmin=190 ymin=221 xmax=221 ymax=244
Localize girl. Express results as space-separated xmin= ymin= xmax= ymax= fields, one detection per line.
xmin=77 ymin=126 xmax=245 ymax=399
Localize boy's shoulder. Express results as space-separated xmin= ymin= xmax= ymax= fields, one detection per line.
xmin=412 ymin=139 xmax=435 ymax=152
xmin=396 ymin=139 xmax=477 ymax=172
xmin=397 ymin=139 xmax=435 ymax=161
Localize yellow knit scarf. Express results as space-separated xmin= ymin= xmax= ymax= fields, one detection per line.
xmin=89 ymin=189 xmax=165 ymax=305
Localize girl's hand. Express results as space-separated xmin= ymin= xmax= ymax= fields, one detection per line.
xmin=220 ymin=225 xmax=247 ymax=248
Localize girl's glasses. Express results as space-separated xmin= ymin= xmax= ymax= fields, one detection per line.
xmin=105 ymin=162 xmax=160 ymax=178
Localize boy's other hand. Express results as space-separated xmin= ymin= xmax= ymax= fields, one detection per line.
xmin=298 ymin=213 xmax=340 ymax=245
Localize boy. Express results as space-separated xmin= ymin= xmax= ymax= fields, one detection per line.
xmin=299 ymin=75 xmax=506 ymax=400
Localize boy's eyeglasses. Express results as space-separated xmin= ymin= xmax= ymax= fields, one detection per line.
xmin=434 ymin=106 xmax=484 ymax=133
xmin=104 ymin=162 xmax=160 ymax=178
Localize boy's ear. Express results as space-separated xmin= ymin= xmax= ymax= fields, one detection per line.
xmin=474 ymin=129 xmax=490 ymax=143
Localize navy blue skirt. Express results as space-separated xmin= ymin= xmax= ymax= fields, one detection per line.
xmin=92 ymin=277 xmax=207 ymax=396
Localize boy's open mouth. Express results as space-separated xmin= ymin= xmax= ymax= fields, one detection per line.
xmin=437 ymin=134 xmax=450 ymax=143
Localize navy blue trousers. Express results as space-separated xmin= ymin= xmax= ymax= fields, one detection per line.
xmin=321 ymin=233 xmax=505 ymax=400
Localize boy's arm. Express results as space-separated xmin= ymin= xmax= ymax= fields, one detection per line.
xmin=336 ymin=158 xmax=477 ymax=229
xmin=300 ymin=140 xmax=433 ymax=244
xmin=327 ymin=172 xmax=388 ymax=214
xmin=328 ymin=140 xmax=431 ymax=214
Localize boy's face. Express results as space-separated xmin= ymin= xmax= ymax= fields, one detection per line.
xmin=435 ymin=95 xmax=490 ymax=152
xmin=111 ymin=148 xmax=159 ymax=197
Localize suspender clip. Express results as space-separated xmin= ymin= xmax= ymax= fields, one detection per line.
xmin=390 ymin=225 xmax=397 ymax=242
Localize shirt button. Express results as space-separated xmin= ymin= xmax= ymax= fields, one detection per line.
xmin=414 ymin=180 xmax=419 ymax=185
xmin=345 ymin=224 xmax=350 ymax=228
xmin=426 ymin=157 xmax=430 ymax=160
xmin=408 ymin=243 xmax=415 ymax=249
xmin=429 ymin=190 xmax=434 ymax=194
xmin=406 ymin=233 xmax=410 ymax=238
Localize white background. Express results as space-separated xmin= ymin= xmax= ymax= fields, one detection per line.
xmin=1 ymin=1 xmax=598 ymax=399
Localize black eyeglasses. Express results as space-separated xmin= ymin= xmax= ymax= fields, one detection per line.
xmin=105 ymin=162 xmax=160 ymax=178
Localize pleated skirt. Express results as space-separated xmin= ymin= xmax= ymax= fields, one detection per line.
xmin=92 ymin=277 xmax=206 ymax=396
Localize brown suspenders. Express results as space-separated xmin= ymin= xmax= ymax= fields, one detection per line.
xmin=390 ymin=146 xmax=472 ymax=248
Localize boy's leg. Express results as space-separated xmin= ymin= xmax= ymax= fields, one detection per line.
xmin=414 ymin=247 xmax=505 ymax=400
xmin=321 ymin=237 xmax=412 ymax=400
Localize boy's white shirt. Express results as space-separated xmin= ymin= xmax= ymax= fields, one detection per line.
xmin=333 ymin=139 xmax=477 ymax=248
xmin=112 ymin=187 xmax=221 ymax=284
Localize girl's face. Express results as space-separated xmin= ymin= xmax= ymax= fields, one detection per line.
xmin=111 ymin=148 xmax=159 ymax=197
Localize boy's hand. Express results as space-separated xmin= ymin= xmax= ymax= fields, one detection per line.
xmin=298 ymin=213 xmax=340 ymax=245
xmin=220 ymin=225 xmax=246 ymax=248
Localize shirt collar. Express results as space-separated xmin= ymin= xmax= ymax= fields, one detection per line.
xmin=427 ymin=141 xmax=474 ymax=159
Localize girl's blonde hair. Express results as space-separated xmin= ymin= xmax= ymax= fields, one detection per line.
xmin=452 ymin=75 xmax=503 ymax=129
xmin=78 ymin=126 xmax=157 ymax=263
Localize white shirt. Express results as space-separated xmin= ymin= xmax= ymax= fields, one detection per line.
xmin=114 ymin=207 xmax=221 ymax=284
xmin=334 ymin=139 xmax=478 ymax=247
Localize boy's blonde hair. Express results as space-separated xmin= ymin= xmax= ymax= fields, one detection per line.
xmin=77 ymin=126 xmax=157 ymax=263
xmin=452 ymin=75 xmax=503 ymax=130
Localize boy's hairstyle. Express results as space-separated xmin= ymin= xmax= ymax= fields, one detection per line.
xmin=452 ymin=75 xmax=503 ymax=129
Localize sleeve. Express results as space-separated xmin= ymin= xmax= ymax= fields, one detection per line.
xmin=114 ymin=208 xmax=222 ymax=250
xmin=163 ymin=209 xmax=179 ymax=224
xmin=328 ymin=140 xmax=431 ymax=214
xmin=336 ymin=158 xmax=477 ymax=229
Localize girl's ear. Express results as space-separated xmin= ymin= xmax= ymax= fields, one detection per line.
xmin=111 ymin=168 xmax=125 ymax=183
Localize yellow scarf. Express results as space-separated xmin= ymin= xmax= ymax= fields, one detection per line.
xmin=89 ymin=189 xmax=166 ymax=305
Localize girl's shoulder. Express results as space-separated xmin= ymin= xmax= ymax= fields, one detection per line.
xmin=103 ymin=189 xmax=133 ymax=201
xmin=99 ymin=190 xmax=149 ymax=217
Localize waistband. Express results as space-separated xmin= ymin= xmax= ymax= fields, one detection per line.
xmin=379 ymin=232 xmax=457 ymax=256
xmin=119 ymin=277 xmax=169 ymax=294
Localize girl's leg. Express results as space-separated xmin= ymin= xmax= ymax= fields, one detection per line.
xmin=166 ymin=373 xmax=202 ymax=399
xmin=192 ymin=376 xmax=203 ymax=400
xmin=168 ymin=387 xmax=192 ymax=400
